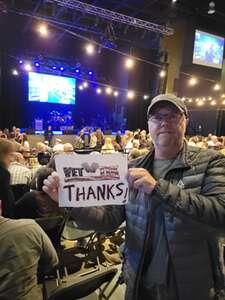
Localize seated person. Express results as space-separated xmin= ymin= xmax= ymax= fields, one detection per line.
xmin=8 ymin=152 xmax=32 ymax=185
xmin=0 ymin=200 xmax=58 ymax=300
xmin=101 ymin=137 xmax=116 ymax=154
xmin=15 ymin=167 xmax=61 ymax=219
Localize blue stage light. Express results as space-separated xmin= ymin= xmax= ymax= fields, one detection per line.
xmin=60 ymin=66 xmax=64 ymax=71
xmin=75 ymin=68 xmax=80 ymax=73
xmin=34 ymin=62 xmax=40 ymax=67
xmin=88 ymin=71 xmax=93 ymax=76
xmin=19 ymin=60 xmax=23 ymax=64
xmin=52 ymin=66 xmax=57 ymax=70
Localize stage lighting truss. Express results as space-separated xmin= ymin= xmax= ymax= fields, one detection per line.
xmin=52 ymin=0 xmax=174 ymax=36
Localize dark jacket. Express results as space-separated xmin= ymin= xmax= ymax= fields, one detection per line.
xmin=0 ymin=165 xmax=14 ymax=218
xmin=69 ymin=143 xmax=225 ymax=300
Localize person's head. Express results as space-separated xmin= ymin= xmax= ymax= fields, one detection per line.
xmin=48 ymin=125 xmax=52 ymax=131
xmin=63 ymin=143 xmax=74 ymax=153
xmin=147 ymin=94 xmax=188 ymax=153
xmin=104 ymin=137 xmax=113 ymax=146
xmin=0 ymin=139 xmax=14 ymax=167
xmin=15 ymin=128 xmax=21 ymax=135
xmin=9 ymin=132 xmax=16 ymax=140
xmin=12 ymin=152 xmax=25 ymax=165
xmin=36 ymin=142 xmax=47 ymax=153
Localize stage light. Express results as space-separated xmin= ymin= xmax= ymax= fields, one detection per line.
xmin=159 ymin=70 xmax=166 ymax=78
xmin=24 ymin=63 xmax=32 ymax=71
xmin=213 ymin=83 xmax=221 ymax=91
xmin=96 ymin=88 xmax=102 ymax=94
xmin=106 ymin=87 xmax=112 ymax=95
xmin=88 ymin=71 xmax=93 ymax=76
xmin=172 ymin=0 xmax=177 ymax=3
xmin=52 ymin=66 xmax=57 ymax=70
xmin=78 ymin=85 xmax=84 ymax=90
xmin=208 ymin=1 xmax=215 ymax=14
xmin=19 ymin=60 xmax=23 ymax=64
xmin=210 ymin=100 xmax=216 ymax=106
xmin=222 ymin=100 xmax=225 ymax=105
xmin=85 ymin=43 xmax=95 ymax=55
xmin=38 ymin=23 xmax=48 ymax=37
xmin=60 ymin=66 xmax=64 ymax=71
xmin=75 ymin=68 xmax=80 ymax=73
xmin=34 ymin=62 xmax=40 ymax=67
xmin=143 ymin=95 xmax=149 ymax=100
xmin=12 ymin=69 xmax=18 ymax=76
xmin=113 ymin=91 xmax=119 ymax=97
xmin=125 ymin=57 xmax=135 ymax=69
xmin=222 ymin=94 xmax=225 ymax=98
xmin=189 ymin=77 xmax=198 ymax=86
xmin=181 ymin=97 xmax=185 ymax=101
xmin=188 ymin=99 xmax=193 ymax=103
xmin=127 ymin=90 xmax=135 ymax=99
xmin=83 ymin=81 xmax=88 ymax=88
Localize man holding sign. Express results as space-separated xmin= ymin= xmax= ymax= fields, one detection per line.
xmin=44 ymin=94 xmax=225 ymax=300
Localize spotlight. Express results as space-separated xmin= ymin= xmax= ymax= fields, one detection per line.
xmin=213 ymin=83 xmax=221 ymax=91
xmin=208 ymin=1 xmax=215 ymax=14
xmin=19 ymin=59 xmax=23 ymax=64
xmin=188 ymin=99 xmax=193 ymax=103
xmin=113 ymin=91 xmax=119 ymax=97
xmin=83 ymin=81 xmax=88 ymax=88
xmin=79 ymin=85 xmax=84 ymax=90
xmin=210 ymin=100 xmax=216 ymax=106
xmin=143 ymin=95 xmax=149 ymax=100
xmin=197 ymin=100 xmax=204 ymax=106
xmin=38 ymin=23 xmax=48 ymax=37
xmin=125 ymin=57 xmax=135 ymax=69
xmin=106 ymin=87 xmax=112 ymax=95
xmin=96 ymin=88 xmax=102 ymax=94
xmin=24 ymin=63 xmax=32 ymax=72
xmin=88 ymin=71 xmax=93 ymax=76
xmin=12 ymin=69 xmax=18 ymax=76
xmin=189 ymin=77 xmax=198 ymax=86
xmin=159 ymin=70 xmax=166 ymax=78
xmin=127 ymin=90 xmax=135 ymax=99
xmin=75 ymin=69 xmax=80 ymax=73
xmin=34 ymin=62 xmax=40 ymax=67
xmin=60 ymin=67 xmax=64 ymax=71
xmin=85 ymin=43 xmax=95 ymax=55
xmin=52 ymin=66 xmax=57 ymax=70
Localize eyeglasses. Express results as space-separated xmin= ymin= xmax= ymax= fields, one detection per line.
xmin=148 ymin=112 xmax=183 ymax=123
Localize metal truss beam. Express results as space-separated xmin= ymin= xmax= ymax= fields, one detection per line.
xmin=52 ymin=0 xmax=174 ymax=35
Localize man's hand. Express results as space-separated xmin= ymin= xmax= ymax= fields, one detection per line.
xmin=43 ymin=172 xmax=60 ymax=203
xmin=128 ymin=168 xmax=157 ymax=195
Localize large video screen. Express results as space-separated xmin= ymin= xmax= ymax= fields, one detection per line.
xmin=193 ymin=30 xmax=224 ymax=69
xmin=28 ymin=72 xmax=76 ymax=104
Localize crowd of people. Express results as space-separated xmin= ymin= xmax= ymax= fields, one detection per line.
xmin=0 ymin=94 xmax=225 ymax=300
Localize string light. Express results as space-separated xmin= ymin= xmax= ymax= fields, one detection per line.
xmin=188 ymin=99 xmax=193 ymax=103
xmin=106 ymin=87 xmax=112 ymax=95
xmin=96 ymin=88 xmax=102 ymax=94
xmin=85 ymin=43 xmax=95 ymax=55
xmin=83 ymin=81 xmax=88 ymax=88
xmin=38 ymin=23 xmax=48 ymax=37
xmin=113 ymin=91 xmax=119 ymax=97
xmin=125 ymin=58 xmax=135 ymax=69
xmin=189 ymin=77 xmax=198 ymax=86
xmin=221 ymin=94 xmax=225 ymax=98
xmin=222 ymin=100 xmax=225 ymax=105
xmin=213 ymin=83 xmax=221 ymax=91
xmin=197 ymin=100 xmax=204 ymax=106
xmin=210 ymin=100 xmax=216 ymax=106
xmin=78 ymin=85 xmax=84 ymax=90
xmin=159 ymin=70 xmax=166 ymax=78
xmin=127 ymin=90 xmax=135 ymax=99
xmin=143 ymin=95 xmax=149 ymax=100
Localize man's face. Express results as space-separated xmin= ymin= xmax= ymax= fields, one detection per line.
xmin=148 ymin=103 xmax=188 ymax=149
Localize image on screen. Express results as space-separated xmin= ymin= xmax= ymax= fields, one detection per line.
xmin=28 ymin=72 xmax=76 ymax=104
xmin=193 ymin=30 xmax=224 ymax=69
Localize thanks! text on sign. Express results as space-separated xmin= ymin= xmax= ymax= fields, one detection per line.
xmin=55 ymin=153 xmax=129 ymax=207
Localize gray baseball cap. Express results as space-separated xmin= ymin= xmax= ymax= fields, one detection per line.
xmin=147 ymin=94 xmax=188 ymax=119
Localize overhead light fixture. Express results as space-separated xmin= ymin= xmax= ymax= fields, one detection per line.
xmin=113 ymin=91 xmax=119 ymax=97
xmin=210 ymin=100 xmax=216 ymax=106
xmin=83 ymin=81 xmax=88 ymax=88
xmin=106 ymin=87 xmax=112 ymax=95
xmin=12 ymin=69 xmax=19 ymax=76
xmin=213 ymin=83 xmax=221 ymax=91
xmin=78 ymin=85 xmax=84 ymax=90
xmin=24 ymin=63 xmax=32 ymax=72
xmin=143 ymin=95 xmax=149 ymax=100
xmin=208 ymin=1 xmax=215 ymax=14
xmin=96 ymin=88 xmax=102 ymax=94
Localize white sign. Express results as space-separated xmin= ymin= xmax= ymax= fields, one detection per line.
xmin=55 ymin=153 xmax=129 ymax=207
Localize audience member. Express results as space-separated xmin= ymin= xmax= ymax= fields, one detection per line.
xmin=53 ymin=139 xmax=64 ymax=153
xmin=0 ymin=200 xmax=58 ymax=300
xmin=8 ymin=152 xmax=32 ymax=185
xmin=0 ymin=139 xmax=15 ymax=218
xmin=15 ymin=167 xmax=61 ymax=219
xmin=9 ymin=132 xmax=23 ymax=152
xmin=63 ymin=143 xmax=74 ymax=154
